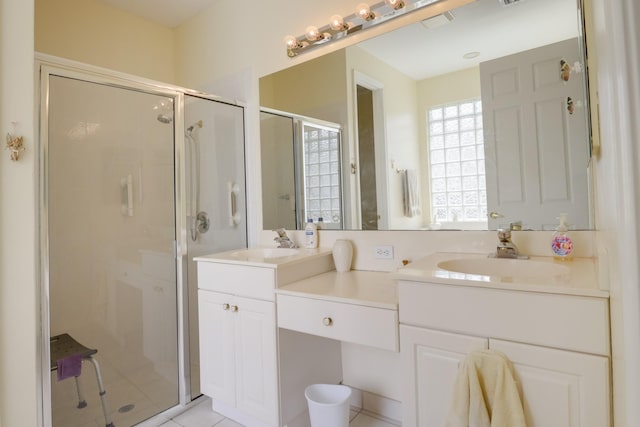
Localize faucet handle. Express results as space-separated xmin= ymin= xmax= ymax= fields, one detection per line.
xmin=273 ymin=228 xmax=287 ymax=238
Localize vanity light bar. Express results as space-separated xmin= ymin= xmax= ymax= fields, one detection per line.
xmin=285 ymin=0 xmax=443 ymax=57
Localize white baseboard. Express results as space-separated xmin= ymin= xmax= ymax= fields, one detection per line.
xmin=347 ymin=387 xmax=402 ymax=425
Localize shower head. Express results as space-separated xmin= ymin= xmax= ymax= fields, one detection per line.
xmin=157 ymin=113 xmax=173 ymax=124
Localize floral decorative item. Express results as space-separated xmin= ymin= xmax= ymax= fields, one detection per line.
xmin=6 ymin=132 xmax=24 ymax=161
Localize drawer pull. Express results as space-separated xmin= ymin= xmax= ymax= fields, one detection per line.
xmin=222 ymin=303 xmax=230 ymax=310
xmin=322 ymin=317 xmax=333 ymax=326
xmin=230 ymin=305 xmax=239 ymax=312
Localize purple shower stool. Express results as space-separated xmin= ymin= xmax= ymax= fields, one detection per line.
xmin=50 ymin=333 xmax=114 ymax=427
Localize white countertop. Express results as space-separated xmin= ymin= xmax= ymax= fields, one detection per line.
xmin=275 ymin=270 xmax=397 ymax=310
xmin=393 ymin=252 xmax=608 ymax=298
xmin=194 ymin=247 xmax=333 ymax=269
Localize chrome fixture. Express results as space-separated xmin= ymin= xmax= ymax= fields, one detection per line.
xmin=186 ymin=120 xmax=206 ymax=241
xmin=493 ymin=228 xmax=527 ymax=259
xmin=284 ymin=0 xmax=441 ymax=57
xmin=157 ymin=113 xmax=173 ymax=124
xmin=196 ymin=211 xmax=210 ymax=234
xmin=274 ymin=229 xmax=297 ymax=248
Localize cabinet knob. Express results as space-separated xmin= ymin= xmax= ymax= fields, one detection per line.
xmin=222 ymin=303 xmax=230 ymax=310
xmin=322 ymin=317 xmax=333 ymax=326
xmin=230 ymin=305 xmax=239 ymax=312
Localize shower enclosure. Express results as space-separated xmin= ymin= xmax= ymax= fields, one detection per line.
xmin=39 ymin=61 xmax=246 ymax=427
xmin=260 ymin=109 xmax=344 ymax=230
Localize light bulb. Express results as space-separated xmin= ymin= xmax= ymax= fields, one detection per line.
xmin=283 ymin=35 xmax=300 ymax=49
xmin=305 ymin=26 xmax=324 ymax=42
xmin=384 ymin=0 xmax=405 ymax=10
xmin=356 ymin=3 xmax=376 ymax=21
xmin=329 ymin=14 xmax=349 ymax=31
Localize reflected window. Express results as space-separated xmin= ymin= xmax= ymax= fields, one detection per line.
xmin=428 ymin=100 xmax=487 ymax=224
xmin=301 ymin=122 xmax=343 ymax=229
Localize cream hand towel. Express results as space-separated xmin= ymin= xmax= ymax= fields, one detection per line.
xmin=445 ymin=349 xmax=526 ymax=427
xmin=402 ymin=169 xmax=421 ymax=217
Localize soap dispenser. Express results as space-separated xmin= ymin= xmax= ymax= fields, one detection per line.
xmin=551 ymin=213 xmax=573 ymax=261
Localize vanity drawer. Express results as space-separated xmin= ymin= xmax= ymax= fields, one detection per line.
xmin=197 ymin=262 xmax=275 ymax=301
xmin=277 ymin=294 xmax=399 ymax=352
xmin=398 ymin=280 xmax=610 ymax=355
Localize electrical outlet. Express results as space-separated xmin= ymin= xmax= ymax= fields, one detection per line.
xmin=374 ymin=245 xmax=394 ymax=259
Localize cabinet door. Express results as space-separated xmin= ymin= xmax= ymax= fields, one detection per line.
xmin=490 ymin=339 xmax=610 ymax=427
xmin=198 ymin=290 xmax=236 ymax=405
xmin=234 ymin=295 xmax=278 ymax=426
xmin=401 ymin=325 xmax=488 ymax=427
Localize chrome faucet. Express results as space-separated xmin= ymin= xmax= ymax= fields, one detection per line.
xmin=273 ymin=228 xmax=297 ymax=248
xmin=493 ymin=228 xmax=527 ymax=259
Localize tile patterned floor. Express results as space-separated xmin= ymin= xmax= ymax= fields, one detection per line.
xmin=160 ymin=397 xmax=397 ymax=427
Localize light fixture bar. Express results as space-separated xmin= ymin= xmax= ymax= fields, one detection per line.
xmin=285 ymin=0 xmax=444 ymax=57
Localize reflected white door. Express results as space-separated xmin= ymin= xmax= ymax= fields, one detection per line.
xmin=481 ymin=38 xmax=590 ymax=230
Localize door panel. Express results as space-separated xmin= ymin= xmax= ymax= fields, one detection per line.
xmin=197 ymin=290 xmax=236 ymax=405
xmin=401 ymin=325 xmax=488 ymax=427
xmin=491 ymin=339 xmax=610 ymax=427
xmin=234 ymin=296 xmax=278 ymax=426
xmin=481 ymin=38 xmax=590 ymax=229
xmin=48 ymin=74 xmax=179 ymax=425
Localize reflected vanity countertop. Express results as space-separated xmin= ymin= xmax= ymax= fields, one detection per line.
xmin=275 ymin=270 xmax=397 ymax=310
xmin=392 ymin=252 xmax=607 ymax=298
xmin=194 ymin=247 xmax=333 ymax=269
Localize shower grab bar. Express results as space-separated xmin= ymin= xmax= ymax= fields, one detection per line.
xmin=228 ymin=181 xmax=240 ymax=227
xmin=120 ymin=174 xmax=133 ymax=217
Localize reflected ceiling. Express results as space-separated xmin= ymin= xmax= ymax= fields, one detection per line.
xmin=358 ymin=0 xmax=578 ymax=79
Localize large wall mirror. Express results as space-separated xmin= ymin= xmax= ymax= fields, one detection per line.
xmin=260 ymin=0 xmax=592 ymax=231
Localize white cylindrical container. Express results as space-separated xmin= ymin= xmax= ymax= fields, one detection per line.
xmin=332 ymin=239 xmax=353 ymax=272
xmin=305 ymin=384 xmax=352 ymax=427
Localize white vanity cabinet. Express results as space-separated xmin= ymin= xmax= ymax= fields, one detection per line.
xmin=398 ymin=279 xmax=611 ymax=427
xmin=197 ymin=265 xmax=279 ymax=427
xmin=195 ymin=248 xmax=334 ymax=427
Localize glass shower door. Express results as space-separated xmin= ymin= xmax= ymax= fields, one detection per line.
xmin=184 ymin=94 xmax=247 ymax=398
xmin=47 ymin=75 xmax=179 ymax=426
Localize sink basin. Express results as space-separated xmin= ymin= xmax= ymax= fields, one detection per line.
xmin=437 ymin=257 xmax=570 ymax=279
xmin=229 ymin=248 xmax=299 ymax=260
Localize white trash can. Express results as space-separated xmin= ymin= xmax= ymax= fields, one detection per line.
xmin=305 ymin=384 xmax=352 ymax=427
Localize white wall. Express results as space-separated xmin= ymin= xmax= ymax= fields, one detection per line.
xmin=588 ymin=0 xmax=640 ymax=425
xmin=0 ymin=1 xmax=37 ymax=426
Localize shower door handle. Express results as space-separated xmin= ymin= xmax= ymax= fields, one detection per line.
xmin=228 ymin=182 xmax=240 ymax=227
xmin=120 ymin=174 xmax=133 ymax=217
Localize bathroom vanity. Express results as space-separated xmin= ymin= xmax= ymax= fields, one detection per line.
xmin=195 ymin=248 xmax=335 ymax=427
xmin=395 ymin=253 xmax=610 ymax=427
xmin=196 ymin=249 xmax=610 ymax=427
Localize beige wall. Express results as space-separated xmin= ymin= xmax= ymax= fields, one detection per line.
xmin=1 ymin=1 xmax=37 ymax=426
xmin=260 ymin=49 xmax=348 ymax=124
xmin=35 ymin=0 xmax=175 ymax=83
